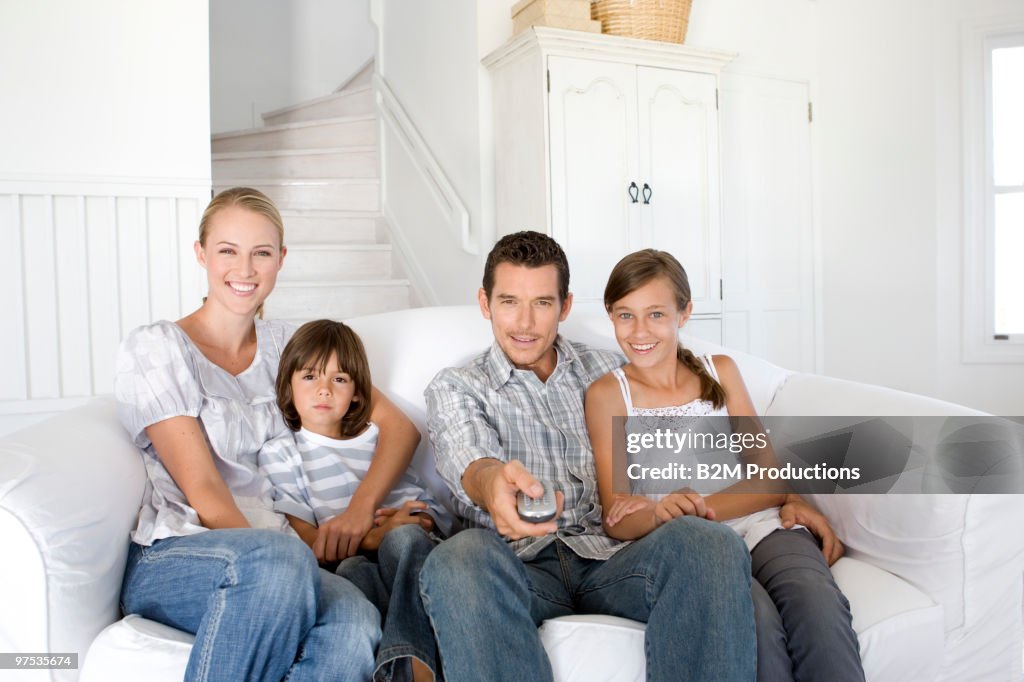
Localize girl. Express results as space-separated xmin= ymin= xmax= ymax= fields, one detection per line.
xmin=259 ymin=319 xmax=452 ymax=682
xmin=585 ymin=249 xmax=864 ymax=682
xmin=115 ymin=187 xmax=420 ymax=681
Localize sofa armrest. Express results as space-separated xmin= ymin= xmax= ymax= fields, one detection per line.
xmin=0 ymin=508 xmax=47 ymax=655
xmin=0 ymin=397 xmax=146 ymax=677
xmin=767 ymin=373 xmax=1024 ymax=679
xmin=810 ymin=495 xmax=1023 ymax=629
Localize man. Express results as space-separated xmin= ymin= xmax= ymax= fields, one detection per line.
xmin=419 ymin=231 xmax=755 ymax=681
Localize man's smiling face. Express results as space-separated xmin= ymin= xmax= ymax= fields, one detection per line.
xmin=478 ymin=262 xmax=573 ymax=382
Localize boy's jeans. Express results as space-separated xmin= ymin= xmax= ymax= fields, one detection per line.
xmin=337 ymin=524 xmax=440 ymax=682
xmin=419 ymin=515 xmax=756 ymax=682
xmin=121 ymin=528 xmax=380 ymax=682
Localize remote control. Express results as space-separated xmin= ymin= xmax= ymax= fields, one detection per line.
xmin=517 ymin=482 xmax=557 ymax=523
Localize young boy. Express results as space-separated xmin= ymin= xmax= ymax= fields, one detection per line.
xmin=259 ymin=319 xmax=451 ymax=682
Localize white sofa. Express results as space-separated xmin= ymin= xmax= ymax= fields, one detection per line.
xmin=1 ymin=306 xmax=1022 ymax=682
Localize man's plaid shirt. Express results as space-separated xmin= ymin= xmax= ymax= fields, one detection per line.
xmin=425 ymin=336 xmax=628 ymax=561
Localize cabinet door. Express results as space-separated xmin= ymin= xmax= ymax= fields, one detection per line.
xmin=548 ymin=56 xmax=640 ymax=309
xmin=719 ymin=74 xmax=815 ymax=371
xmin=684 ymin=317 xmax=722 ymax=345
xmin=636 ymin=67 xmax=722 ymax=315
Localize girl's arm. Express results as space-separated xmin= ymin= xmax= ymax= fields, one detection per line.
xmin=702 ymin=355 xmax=843 ymax=563
xmin=698 ymin=355 xmax=787 ymax=521
xmin=585 ymin=375 xmax=659 ymax=541
xmin=145 ymin=416 xmax=250 ymax=529
xmin=314 ymin=387 xmax=421 ymax=562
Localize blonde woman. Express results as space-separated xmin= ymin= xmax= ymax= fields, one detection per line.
xmin=115 ymin=187 xmax=419 ymax=681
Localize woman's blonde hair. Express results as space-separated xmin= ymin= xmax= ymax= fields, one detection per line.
xmin=604 ymin=249 xmax=727 ymax=408
xmin=198 ymin=187 xmax=285 ymax=318
xmin=199 ymin=186 xmax=284 ymax=247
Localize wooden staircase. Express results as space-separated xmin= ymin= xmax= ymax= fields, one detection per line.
xmin=212 ymin=63 xmax=411 ymax=323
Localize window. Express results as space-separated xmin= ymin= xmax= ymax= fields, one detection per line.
xmin=963 ymin=22 xmax=1024 ymax=362
xmin=990 ymin=37 xmax=1024 ymax=337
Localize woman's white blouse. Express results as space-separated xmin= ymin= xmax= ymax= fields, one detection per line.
xmin=115 ymin=319 xmax=296 ymax=545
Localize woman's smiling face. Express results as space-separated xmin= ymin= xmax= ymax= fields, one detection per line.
xmin=195 ymin=205 xmax=286 ymax=317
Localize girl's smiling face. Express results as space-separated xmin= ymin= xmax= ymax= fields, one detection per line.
xmin=195 ymin=205 xmax=286 ymax=317
xmin=609 ymin=276 xmax=691 ymax=368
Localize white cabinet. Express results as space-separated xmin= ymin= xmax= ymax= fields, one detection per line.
xmin=484 ymin=28 xmax=734 ymax=328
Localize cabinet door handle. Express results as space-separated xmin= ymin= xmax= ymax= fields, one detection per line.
xmin=642 ymin=183 xmax=652 ymax=205
xmin=628 ymin=182 xmax=639 ymax=204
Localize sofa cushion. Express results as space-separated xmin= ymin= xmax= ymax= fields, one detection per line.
xmin=766 ymin=373 xmax=989 ymax=418
xmin=832 ymin=557 xmax=943 ymax=681
xmin=539 ymin=615 xmax=646 ymax=681
xmin=79 ymin=556 xmax=943 ymax=682
xmin=80 ymin=615 xmax=191 ymax=682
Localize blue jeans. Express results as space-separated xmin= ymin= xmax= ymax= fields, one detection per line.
xmin=336 ymin=524 xmax=440 ymax=682
xmin=751 ymin=528 xmax=864 ymax=682
xmin=419 ymin=517 xmax=755 ymax=682
xmin=121 ymin=529 xmax=380 ymax=682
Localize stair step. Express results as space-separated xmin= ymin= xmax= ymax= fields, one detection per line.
xmin=280 ymin=244 xmax=392 ymax=281
xmin=215 ymin=179 xmax=379 ymax=212
xmin=211 ymin=115 xmax=376 ymax=153
xmin=262 ymin=86 xmax=374 ymax=127
xmin=266 ymin=279 xmax=410 ymax=321
xmin=213 ymin=147 xmax=378 ymax=180
xmin=281 ymin=210 xmax=379 ymax=244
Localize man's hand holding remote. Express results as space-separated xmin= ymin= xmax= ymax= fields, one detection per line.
xmin=463 ymin=458 xmax=563 ymax=540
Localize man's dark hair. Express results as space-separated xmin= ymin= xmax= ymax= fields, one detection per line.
xmin=482 ymin=231 xmax=570 ymax=302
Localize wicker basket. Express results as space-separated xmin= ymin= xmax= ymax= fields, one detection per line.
xmin=591 ymin=0 xmax=693 ymax=44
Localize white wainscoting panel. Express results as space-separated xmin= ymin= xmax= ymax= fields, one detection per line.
xmin=0 ymin=194 xmax=27 ymax=403
xmin=0 ymin=179 xmax=210 ymax=435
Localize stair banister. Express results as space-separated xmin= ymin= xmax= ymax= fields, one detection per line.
xmin=374 ymin=75 xmax=477 ymax=256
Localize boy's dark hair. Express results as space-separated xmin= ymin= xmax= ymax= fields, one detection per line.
xmin=482 ymin=231 xmax=570 ymax=302
xmin=276 ymin=319 xmax=372 ymax=436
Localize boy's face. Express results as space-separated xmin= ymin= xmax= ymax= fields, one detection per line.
xmin=290 ymin=352 xmax=357 ymax=440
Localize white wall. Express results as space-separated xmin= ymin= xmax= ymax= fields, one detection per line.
xmin=210 ymin=0 xmax=377 ymax=133
xmin=0 ymin=1 xmax=211 ymax=181
xmin=686 ymin=0 xmax=817 ymax=80
xmin=0 ymin=1 xmax=212 ymax=436
xmin=815 ymin=0 xmax=1024 ymax=414
xmin=814 ymin=0 xmax=940 ymax=397
xmin=376 ymin=0 xmax=486 ymax=305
